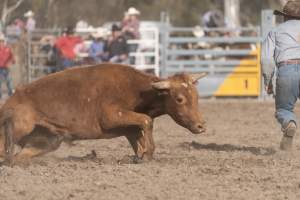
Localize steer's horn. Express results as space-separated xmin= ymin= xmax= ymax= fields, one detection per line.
xmin=189 ymin=72 xmax=207 ymax=83
xmin=151 ymin=81 xmax=171 ymax=90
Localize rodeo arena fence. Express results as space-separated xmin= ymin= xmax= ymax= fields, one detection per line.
xmin=25 ymin=10 xmax=275 ymax=98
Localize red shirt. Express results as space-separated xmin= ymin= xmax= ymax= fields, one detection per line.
xmin=0 ymin=45 xmax=14 ymax=68
xmin=55 ymin=35 xmax=82 ymax=60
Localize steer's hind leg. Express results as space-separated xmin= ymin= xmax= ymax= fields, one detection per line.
xmin=15 ymin=126 xmax=63 ymax=163
xmin=0 ymin=131 xmax=5 ymax=159
xmin=1 ymin=106 xmax=37 ymax=165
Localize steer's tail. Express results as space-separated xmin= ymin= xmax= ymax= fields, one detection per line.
xmin=0 ymin=109 xmax=14 ymax=165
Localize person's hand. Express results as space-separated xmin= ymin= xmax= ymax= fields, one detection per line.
xmin=119 ymin=54 xmax=128 ymax=61
xmin=265 ymin=84 xmax=273 ymax=95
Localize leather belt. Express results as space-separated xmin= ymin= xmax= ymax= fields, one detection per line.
xmin=278 ymin=59 xmax=300 ymax=67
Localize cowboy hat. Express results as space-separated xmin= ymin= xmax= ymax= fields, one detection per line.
xmin=127 ymin=7 xmax=140 ymax=15
xmin=274 ymin=1 xmax=300 ymax=19
xmin=24 ymin=10 xmax=34 ymax=17
xmin=92 ymin=28 xmax=106 ymax=38
xmin=193 ymin=26 xmax=205 ymax=38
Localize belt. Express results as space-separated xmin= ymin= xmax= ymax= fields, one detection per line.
xmin=278 ymin=59 xmax=300 ymax=67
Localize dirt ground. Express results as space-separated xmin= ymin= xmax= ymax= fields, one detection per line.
xmin=1 ymin=100 xmax=300 ymax=200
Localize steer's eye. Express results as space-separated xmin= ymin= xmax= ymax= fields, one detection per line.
xmin=176 ymin=95 xmax=186 ymax=104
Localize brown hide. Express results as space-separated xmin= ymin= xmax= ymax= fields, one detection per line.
xmin=0 ymin=63 xmax=206 ymax=164
xmin=7 ymin=65 xmax=161 ymax=138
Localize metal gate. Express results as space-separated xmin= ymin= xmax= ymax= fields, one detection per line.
xmin=160 ymin=24 xmax=262 ymax=97
xmin=27 ymin=29 xmax=61 ymax=82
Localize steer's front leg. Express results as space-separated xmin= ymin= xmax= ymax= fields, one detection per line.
xmin=125 ymin=126 xmax=155 ymax=161
xmin=101 ymin=107 xmax=154 ymax=159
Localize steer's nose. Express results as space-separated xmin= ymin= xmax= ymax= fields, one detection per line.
xmin=192 ymin=122 xmax=206 ymax=134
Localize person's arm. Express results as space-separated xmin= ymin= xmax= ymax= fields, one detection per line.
xmin=261 ymin=30 xmax=276 ymax=94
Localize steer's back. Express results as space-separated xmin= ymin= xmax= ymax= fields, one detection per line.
xmin=2 ymin=64 xmax=157 ymax=134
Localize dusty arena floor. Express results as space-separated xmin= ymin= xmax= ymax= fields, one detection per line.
xmin=1 ymin=100 xmax=300 ymax=200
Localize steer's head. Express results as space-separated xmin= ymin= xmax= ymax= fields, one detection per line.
xmin=152 ymin=73 xmax=207 ymax=134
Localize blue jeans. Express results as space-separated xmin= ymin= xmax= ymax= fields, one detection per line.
xmin=61 ymin=58 xmax=75 ymax=70
xmin=0 ymin=68 xmax=13 ymax=98
xmin=275 ymin=64 xmax=300 ymax=129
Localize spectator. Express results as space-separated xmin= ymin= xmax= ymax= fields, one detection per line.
xmin=89 ymin=29 xmax=107 ymax=64
xmin=14 ymin=18 xmax=25 ymax=30
xmin=201 ymin=10 xmax=225 ymax=28
xmin=55 ymin=26 xmax=82 ymax=69
xmin=74 ymin=40 xmax=92 ymax=65
xmin=121 ymin=7 xmax=141 ymax=40
xmin=107 ymin=24 xmax=128 ymax=64
xmin=201 ymin=10 xmax=226 ymax=37
xmin=0 ymin=33 xmax=14 ymax=98
xmin=24 ymin=10 xmax=36 ymax=32
xmin=5 ymin=19 xmax=24 ymax=43
xmin=39 ymin=35 xmax=58 ymax=72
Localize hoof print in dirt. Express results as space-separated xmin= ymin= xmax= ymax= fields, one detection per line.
xmin=117 ymin=155 xmax=143 ymax=164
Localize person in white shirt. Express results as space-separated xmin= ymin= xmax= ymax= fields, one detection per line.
xmin=24 ymin=10 xmax=36 ymax=32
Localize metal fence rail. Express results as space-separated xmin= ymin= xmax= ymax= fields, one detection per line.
xmin=161 ymin=24 xmax=262 ymax=96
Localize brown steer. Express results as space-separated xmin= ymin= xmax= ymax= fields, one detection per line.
xmin=0 ymin=64 xmax=206 ymax=165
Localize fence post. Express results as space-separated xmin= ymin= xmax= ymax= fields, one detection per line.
xmin=26 ymin=32 xmax=32 ymax=83
xmin=261 ymin=10 xmax=275 ymax=39
xmin=160 ymin=11 xmax=169 ymax=78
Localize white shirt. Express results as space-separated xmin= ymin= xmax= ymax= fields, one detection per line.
xmin=26 ymin=18 xmax=36 ymax=32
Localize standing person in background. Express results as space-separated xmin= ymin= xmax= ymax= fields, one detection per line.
xmin=24 ymin=10 xmax=36 ymax=33
xmin=121 ymin=7 xmax=141 ymax=64
xmin=55 ymin=26 xmax=82 ymax=69
xmin=0 ymin=33 xmax=14 ymax=99
xmin=121 ymin=7 xmax=141 ymax=40
xmin=262 ymin=1 xmax=300 ymax=150
xmin=107 ymin=24 xmax=128 ymax=64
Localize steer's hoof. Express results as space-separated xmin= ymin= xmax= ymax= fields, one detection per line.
xmin=143 ymin=153 xmax=154 ymax=162
xmin=132 ymin=155 xmax=143 ymax=164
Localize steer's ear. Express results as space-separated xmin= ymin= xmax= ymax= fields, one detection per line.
xmin=189 ymin=72 xmax=207 ymax=83
xmin=151 ymin=81 xmax=171 ymax=90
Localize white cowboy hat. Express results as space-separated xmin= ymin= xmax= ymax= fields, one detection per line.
xmin=24 ymin=10 xmax=34 ymax=17
xmin=127 ymin=7 xmax=140 ymax=15
xmin=92 ymin=28 xmax=107 ymax=38
xmin=193 ymin=26 xmax=205 ymax=38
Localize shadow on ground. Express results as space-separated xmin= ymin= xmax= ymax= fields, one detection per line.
xmin=180 ymin=141 xmax=276 ymax=156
